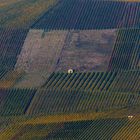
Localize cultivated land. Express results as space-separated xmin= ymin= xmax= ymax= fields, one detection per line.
xmin=0 ymin=0 xmax=58 ymax=28
xmin=0 ymin=0 xmax=140 ymax=139
xmin=1 ymin=106 xmax=140 ymax=139
xmin=32 ymin=0 xmax=140 ymax=30
xmin=14 ymin=30 xmax=67 ymax=88
xmin=55 ymin=30 xmax=116 ymax=72
xmin=13 ymin=29 xmax=116 ymax=88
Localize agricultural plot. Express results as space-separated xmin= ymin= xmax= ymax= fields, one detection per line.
xmin=1 ymin=106 xmax=140 ymax=140
xmin=138 ymin=60 xmax=140 ymax=67
xmin=0 ymin=89 xmax=36 ymax=116
xmin=0 ymin=0 xmax=58 ymax=28
xmin=108 ymin=29 xmax=140 ymax=71
xmin=109 ymin=70 xmax=140 ymax=92
xmin=43 ymin=72 xmax=117 ymax=91
xmin=112 ymin=120 xmax=140 ymax=140
xmin=0 ymin=117 xmax=17 ymax=132
xmin=0 ymin=70 xmax=25 ymax=88
xmin=26 ymin=88 xmax=140 ymax=116
xmin=1 ymin=28 xmax=138 ymax=89
xmin=14 ymin=29 xmax=116 ymax=88
xmin=1 ymin=114 xmax=140 ymax=140
xmin=12 ymin=119 xmax=126 ymax=140
xmin=0 ymin=69 xmax=8 ymax=80
xmin=76 ymin=119 xmax=140 ymax=140
xmin=14 ymin=30 xmax=67 ymax=88
xmin=0 ymin=0 xmax=140 ymax=139
xmin=55 ymin=30 xmax=117 ymax=72
xmin=0 ymin=28 xmax=28 ymax=71
xmin=118 ymin=2 xmax=140 ymax=28
xmin=47 ymin=119 xmax=127 ymax=140
xmin=7 ymin=123 xmax=59 ymax=140
xmin=43 ymin=70 xmax=139 ymax=92
xmin=32 ymin=0 xmax=140 ymax=30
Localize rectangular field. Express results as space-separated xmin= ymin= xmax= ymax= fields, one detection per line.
xmin=32 ymin=0 xmax=140 ymax=30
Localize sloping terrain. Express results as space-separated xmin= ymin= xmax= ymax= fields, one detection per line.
xmin=42 ymin=70 xmax=140 ymax=92
xmin=55 ymin=30 xmax=116 ymax=72
xmin=32 ymin=0 xmax=140 ymax=30
xmin=0 ymin=0 xmax=140 ymax=139
xmin=0 ymin=28 xmax=29 ymax=71
xmin=108 ymin=29 xmax=140 ymax=71
xmin=0 ymin=0 xmax=58 ymax=28
xmin=13 ymin=29 xmax=116 ymax=88
xmin=14 ymin=30 xmax=67 ymax=87
xmin=1 ymin=108 xmax=140 ymax=140
xmin=0 ymin=89 xmax=36 ymax=116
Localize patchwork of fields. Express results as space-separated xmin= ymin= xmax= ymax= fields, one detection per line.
xmin=0 ymin=0 xmax=140 ymax=139
xmin=12 ymin=29 xmax=117 ymax=87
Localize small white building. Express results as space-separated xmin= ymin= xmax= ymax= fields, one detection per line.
xmin=68 ymin=69 xmax=74 ymax=74
xmin=128 ymin=115 xmax=133 ymax=119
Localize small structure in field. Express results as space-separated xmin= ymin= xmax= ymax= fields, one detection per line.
xmin=68 ymin=69 xmax=74 ymax=74
xmin=128 ymin=115 xmax=133 ymax=119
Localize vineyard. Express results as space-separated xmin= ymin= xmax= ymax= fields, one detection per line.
xmin=0 ymin=70 xmax=25 ymax=88
xmin=0 ymin=88 xmax=36 ymax=116
xmin=108 ymin=29 xmax=140 ymax=71
xmin=0 ymin=28 xmax=29 ymax=71
xmin=1 ymin=113 xmax=140 ymax=139
xmin=0 ymin=0 xmax=58 ymax=28
xmin=0 ymin=0 xmax=140 ymax=139
xmin=11 ymin=29 xmax=117 ymax=88
xmin=42 ymin=70 xmax=140 ymax=92
xmin=27 ymin=88 xmax=140 ymax=116
xmin=32 ymin=0 xmax=140 ymax=30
